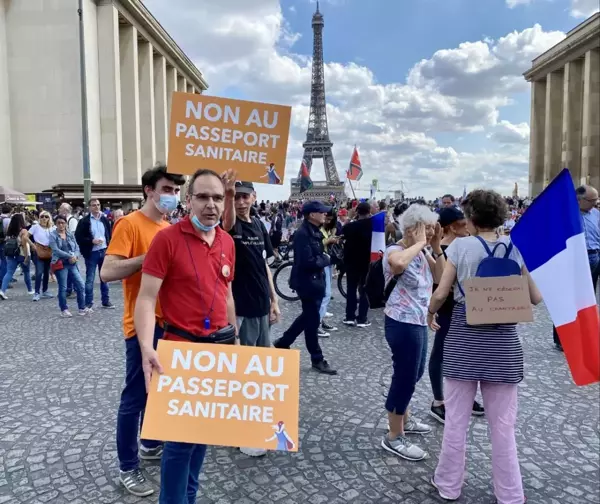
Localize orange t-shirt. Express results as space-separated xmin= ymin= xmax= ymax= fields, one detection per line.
xmin=106 ymin=210 xmax=169 ymax=338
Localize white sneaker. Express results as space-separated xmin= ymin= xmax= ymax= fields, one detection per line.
xmin=240 ymin=447 xmax=268 ymax=457
xmin=324 ymin=312 xmax=333 ymax=318
xmin=381 ymin=435 xmax=427 ymax=461
xmin=0 ymin=291 xmax=7 ymax=300
xmin=61 ymin=310 xmax=73 ymax=318
xmin=27 ymin=290 xmax=35 ymax=295
xmin=404 ymin=417 xmax=432 ymax=435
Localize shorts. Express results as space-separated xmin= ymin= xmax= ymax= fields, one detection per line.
xmin=236 ymin=314 xmax=270 ymax=347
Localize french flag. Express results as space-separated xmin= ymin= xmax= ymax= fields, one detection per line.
xmin=511 ymin=169 xmax=600 ymax=386
xmin=371 ymin=211 xmax=386 ymax=261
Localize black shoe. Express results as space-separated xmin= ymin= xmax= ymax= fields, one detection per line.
xmin=102 ymin=302 xmax=116 ymax=309
xmin=472 ymin=400 xmax=485 ymax=416
xmin=273 ymin=338 xmax=289 ymax=350
xmin=312 ymin=360 xmax=337 ymax=375
xmin=429 ymin=403 xmax=445 ymax=424
xmin=555 ymin=342 xmax=564 ymax=352
xmin=321 ymin=322 xmax=338 ymax=331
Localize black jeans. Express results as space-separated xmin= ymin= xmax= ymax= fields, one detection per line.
xmin=345 ymin=270 xmax=369 ymax=323
xmin=428 ymin=307 xmax=452 ymax=402
xmin=278 ymin=296 xmax=324 ymax=363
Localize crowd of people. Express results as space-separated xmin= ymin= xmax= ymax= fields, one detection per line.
xmin=0 ymin=164 xmax=598 ymax=504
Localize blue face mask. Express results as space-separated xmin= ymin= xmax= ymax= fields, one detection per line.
xmin=191 ymin=214 xmax=219 ymax=232
xmin=156 ymin=194 xmax=179 ymax=213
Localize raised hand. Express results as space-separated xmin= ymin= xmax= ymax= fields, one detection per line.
xmin=221 ymin=169 xmax=238 ymax=197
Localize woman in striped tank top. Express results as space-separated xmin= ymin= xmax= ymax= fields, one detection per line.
xmin=427 ymin=190 xmax=542 ymax=504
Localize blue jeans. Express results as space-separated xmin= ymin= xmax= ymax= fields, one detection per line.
xmin=85 ymin=249 xmax=109 ymax=307
xmin=160 ymin=442 xmax=207 ymax=504
xmin=384 ymin=316 xmax=428 ymax=414
xmin=1 ymin=256 xmax=32 ymax=292
xmin=55 ymin=263 xmax=85 ymax=311
xmin=319 ymin=266 xmax=332 ymax=320
xmin=117 ymin=325 xmax=164 ymax=472
xmin=34 ymin=255 xmax=51 ymax=294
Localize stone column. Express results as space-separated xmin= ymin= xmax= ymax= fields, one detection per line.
xmin=561 ymin=59 xmax=584 ymax=186
xmin=529 ymin=80 xmax=546 ymax=196
xmin=154 ymin=54 xmax=168 ymax=164
xmin=187 ymin=83 xmax=194 ymax=94
xmin=138 ymin=40 xmax=155 ymax=172
xmin=119 ymin=24 xmax=141 ymax=184
xmin=0 ymin=0 xmax=13 ymax=187
xmin=544 ymin=70 xmax=564 ymax=187
xmin=96 ymin=2 xmax=123 ymax=184
xmin=582 ymin=48 xmax=600 ymax=191
xmin=177 ymin=75 xmax=186 ymax=92
xmin=166 ymin=66 xmax=177 ymax=157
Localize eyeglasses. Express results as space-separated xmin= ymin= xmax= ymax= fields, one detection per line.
xmin=40 ymin=215 xmax=49 ymax=219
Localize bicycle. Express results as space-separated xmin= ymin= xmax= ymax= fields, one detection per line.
xmin=273 ymin=261 xmax=347 ymax=302
xmin=268 ymin=240 xmax=293 ymax=267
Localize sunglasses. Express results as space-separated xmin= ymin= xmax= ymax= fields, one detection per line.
xmin=40 ymin=215 xmax=49 ymax=219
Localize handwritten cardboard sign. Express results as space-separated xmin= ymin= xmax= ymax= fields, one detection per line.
xmin=464 ymin=276 xmax=534 ymax=325
xmin=141 ymin=340 xmax=300 ymax=452
xmin=167 ymin=93 xmax=292 ymax=184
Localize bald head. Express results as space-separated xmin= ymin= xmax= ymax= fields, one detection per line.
xmin=576 ymin=185 xmax=599 ymax=212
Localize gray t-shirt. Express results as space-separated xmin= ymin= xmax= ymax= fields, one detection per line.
xmin=446 ymin=236 xmax=524 ymax=303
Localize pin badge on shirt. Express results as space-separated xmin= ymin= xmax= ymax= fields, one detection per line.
xmin=222 ymin=264 xmax=231 ymax=278
xmin=204 ymin=318 xmax=210 ymax=330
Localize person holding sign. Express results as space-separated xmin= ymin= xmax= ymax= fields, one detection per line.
xmin=134 ymin=168 xmax=237 ymax=504
xmin=427 ymin=190 xmax=541 ymax=503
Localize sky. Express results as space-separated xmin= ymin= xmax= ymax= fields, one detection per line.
xmin=144 ymin=0 xmax=599 ymax=201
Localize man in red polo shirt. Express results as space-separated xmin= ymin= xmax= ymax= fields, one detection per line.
xmin=134 ymin=168 xmax=237 ymax=504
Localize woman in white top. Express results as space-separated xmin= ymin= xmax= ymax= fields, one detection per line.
xmin=29 ymin=211 xmax=55 ymax=301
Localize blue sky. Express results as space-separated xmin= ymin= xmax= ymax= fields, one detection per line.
xmin=147 ymin=0 xmax=598 ymax=200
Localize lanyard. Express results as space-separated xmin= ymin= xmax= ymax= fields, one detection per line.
xmin=182 ymin=228 xmax=224 ymax=331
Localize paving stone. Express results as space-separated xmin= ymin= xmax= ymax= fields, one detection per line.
xmin=0 ymin=276 xmax=598 ymax=503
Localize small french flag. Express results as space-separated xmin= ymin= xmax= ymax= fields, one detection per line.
xmin=371 ymin=211 xmax=386 ymax=261
xmin=511 ymin=169 xmax=600 ymax=386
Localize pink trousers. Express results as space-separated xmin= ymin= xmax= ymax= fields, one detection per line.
xmin=434 ymin=379 xmax=525 ymax=504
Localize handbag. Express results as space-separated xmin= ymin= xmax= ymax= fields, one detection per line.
xmin=35 ymin=243 xmax=52 ymax=260
xmin=163 ymin=322 xmax=236 ymax=345
xmin=50 ymin=260 xmax=64 ymax=273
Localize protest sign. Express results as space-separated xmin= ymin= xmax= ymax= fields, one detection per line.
xmin=464 ymin=276 xmax=534 ymax=325
xmin=141 ymin=340 xmax=300 ymax=452
xmin=167 ymin=93 xmax=292 ymax=184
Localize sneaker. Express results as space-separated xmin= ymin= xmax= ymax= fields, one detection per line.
xmin=32 ymin=293 xmax=41 ymax=302
xmin=27 ymin=290 xmax=35 ymax=295
xmin=139 ymin=445 xmax=164 ymax=460
xmin=119 ymin=468 xmax=154 ymax=497
xmin=324 ymin=312 xmax=333 ymax=318
xmin=357 ymin=320 xmax=372 ymax=328
xmin=472 ymin=400 xmax=485 ymax=417
xmin=102 ymin=302 xmax=115 ymax=309
xmin=342 ymin=319 xmax=357 ymax=326
xmin=10 ymin=278 xmax=16 ymax=284
xmin=321 ymin=322 xmax=338 ymax=332
xmin=85 ymin=307 xmax=94 ymax=314
xmin=431 ymin=477 xmax=458 ymax=501
xmin=41 ymin=291 xmax=54 ymax=299
xmin=429 ymin=403 xmax=446 ymax=424
xmin=240 ymin=447 xmax=268 ymax=457
xmin=317 ymin=328 xmax=330 ymax=338
xmin=381 ymin=435 xmax=427 ymax=461
xmin=61 ymin=310 xmax=73 ymax=318
xmin=312 ymin=360 xmax=337 ymax=375
xmin=272 ymin=338 xmax=289 ymax=349
xmin=78 ymin=309 xmax=88 ymax=316
xmin=404 ymin=417 xmax=432 ymax=435
xmin=0 ymin=291 xmax=7 ymax=300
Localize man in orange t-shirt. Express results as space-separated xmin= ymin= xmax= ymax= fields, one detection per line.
xmin=100 ymin=164 xmax=185 ymax=498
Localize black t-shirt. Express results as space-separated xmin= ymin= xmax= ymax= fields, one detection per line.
xmin=341 ymin=218 xmax=372 ymax=274
xmin=230 ymin=217 xmax=274 ymax=317
xmin=433 ymin=244 xmax=455 ymax=315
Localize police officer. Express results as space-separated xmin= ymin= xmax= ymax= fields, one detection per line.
xmin=274 ymin=201 xmax=337 ymax=375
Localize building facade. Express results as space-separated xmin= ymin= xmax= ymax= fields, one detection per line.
xmin=525 ymin=13 xmax=600 ymax=196
xmin=0 ymin=0 xmax=207 ymax=203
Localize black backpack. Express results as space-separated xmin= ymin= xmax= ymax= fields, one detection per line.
xmin=0 ymin=221 xmax=4 ymax=245
xmin=3 ymin=237 xmax=20 ymax=258
xmin=364 ymin=245 xmax=400 ymax=309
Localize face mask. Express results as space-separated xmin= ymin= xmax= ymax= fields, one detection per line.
xmin=154 ymin=194 xmax=178 ymax=214
xmin=191 ymin=214 xmax=219 ymax=232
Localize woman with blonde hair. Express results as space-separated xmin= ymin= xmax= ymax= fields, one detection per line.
xmin=29 ymin=211 xmax=55 ymax=301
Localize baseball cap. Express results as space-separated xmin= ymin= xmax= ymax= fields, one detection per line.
xmin=235 ymin=181 xmax=255 ymax=194
xmin=302 ymin=201 xmax=331 ymax=215
xmin=438 ymin=207 xmax=465 ymax=227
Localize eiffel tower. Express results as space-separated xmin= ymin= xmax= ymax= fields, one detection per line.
xmin=290 ymin=2 xmax=345 ymax=200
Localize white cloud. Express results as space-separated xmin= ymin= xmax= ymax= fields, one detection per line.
xmin=570 ymin=0 xmax=600 ymax=17
xmin=506 ymin=0 xmax=534 ymax=8
xmin=144 ymin=0 xmax=564 ymax=198
xmin=488 ymin=120 xmax=531 ymax=144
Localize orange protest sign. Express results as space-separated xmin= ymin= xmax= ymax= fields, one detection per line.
xmin=141 ymin=340 xmax=300 ymax=452
xmin=167 ymin=93 xmax=292 ymax=184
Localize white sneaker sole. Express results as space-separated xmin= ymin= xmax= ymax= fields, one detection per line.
xmin=380 ymin=439 xmax=427 ymax=461
xmin=119 ymin=479 xmax=155 ymax=497
xmin=430 ymin=477 xmax=458 ymax=501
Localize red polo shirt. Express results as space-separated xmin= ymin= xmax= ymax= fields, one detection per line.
xmin=142 ymin=217 xmax=235 ymax=341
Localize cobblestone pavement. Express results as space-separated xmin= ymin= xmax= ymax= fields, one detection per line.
xmin=0 ymin=275 xmax=599 ymax=504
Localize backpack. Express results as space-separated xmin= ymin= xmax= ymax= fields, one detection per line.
xmin=0 ymin=221 xmax=5 ymax=245
xmin=364 ymin=245 xmax=400 ymax=309
xmin=457 ymin=236 xmax=521 ymax=296
xmin=3 ymin=237 xmax=20 ymax=258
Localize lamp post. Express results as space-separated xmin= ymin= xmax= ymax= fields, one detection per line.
xmin=77 ymin=0 xmax=92 ymax=207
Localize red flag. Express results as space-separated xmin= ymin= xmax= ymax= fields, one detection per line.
xmin=299 ymin=160 xmax=313 ymax=193
xmin=347 ymin=147 xmax=363 ymax=181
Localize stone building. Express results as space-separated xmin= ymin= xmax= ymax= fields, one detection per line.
xmin=0 ymin=0 xmax=207 ymax=205
xmin=524 ymin=13 xmax=599 ymax=196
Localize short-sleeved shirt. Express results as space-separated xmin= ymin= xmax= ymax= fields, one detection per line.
xmin=29 ymin=224 xmax=54 ymax=246
xmin=143 ymin=217 xmax=235 ymax=340
xmin=106 ymin=211 xmax=169 ymax=338
xmin=383 ymin=244 xmax=433 ymax=326
xmin=446 ymin=236 xmax=524 ymax=303
xmin=229 ymin=217 xmax=273 ymax=318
